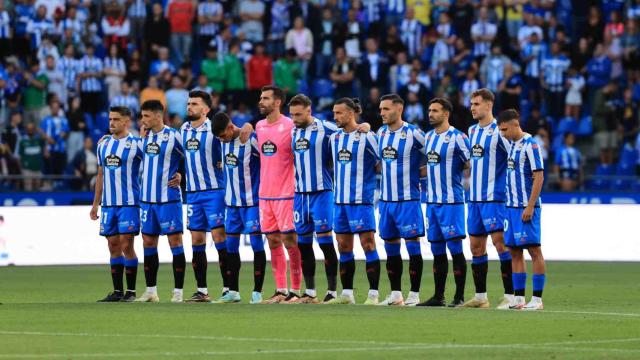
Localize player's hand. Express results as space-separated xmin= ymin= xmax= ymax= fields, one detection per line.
xmin=239 ymin=123 xmax=253 ymax=143
xmin=168 ymin=173 xmax=181 ymax=188
xmin=521 ymin=206 xmax=534 ymax=223
xmin=90 ymin=206 xmax=99 ymax=221
xmin=356 ymin=122 xmax=371 ymax=133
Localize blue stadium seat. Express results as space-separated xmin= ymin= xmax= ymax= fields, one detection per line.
xmin=311 ymin=78 xmax=334 ymax=99
xmin=96 ymin=112 xmax=110 ymax=133
xmin=84 ymin=113 xmax=95 ymax=134
xmin=556 ymin=116 xmax=578 ymax=136
xmin=587 ymin=164 xmax=614 ymax=191
xmin=297 ymin=79 xmax=309 ymax=96
xmin=613 ymin=161 xmax=635 ymax=190
xmin=576 ymin=116 xmax=593 ymax=137
xmin=618 ymin=143 xmax=638 ymax=167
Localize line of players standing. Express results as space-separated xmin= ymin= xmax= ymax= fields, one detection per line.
xmin=91 ymin=86 xmax=546 ymax=310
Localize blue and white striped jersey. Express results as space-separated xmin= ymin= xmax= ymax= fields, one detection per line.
xmin=141 ymin=126 xmax=184 ymax=203
xmin=468 ymin=120 xmax=511 ymax=202
xmin=181 ymin=119 xmax=224 ymax=192
xmin=78 ymin=55 xmax=103 ymax=92
xmin=292 ymin=118 xmax=337 ymax=193
xmin=330 ymin=130 xmax=379 ymax=205
xmin=103 ymin=57 xmax=126 ymax=75
xmin=40 ymin=115 xmax=70 ymax=153
xmin=0 ymin=10 xmax=10 ymax=39
xmin=97 ymin=133 xmax=144 ymax=207
xmin=541 ymin=55 xmax=571 ymax=92
xmin=198 ymin=1 xmax=223 ymax=36
xmin=127 ymin=0 xmax=147 ymax=18
xmin=222 ymin=133 xmax=260 ymax=207
xmin=424 ymin=126 xmax=471 ymax=204
xmin=110 ymin=94 xmax=140 ymax=115
xmin=506 ymin=134 xmax=544 ymax=208
xmin=378 ymin=122 xmax=426 ymax=202
xmin=485 ymin=56 xmax=506 ymax=92
xmin=522 ymin=42 xmax=547 ymax=78
xmin=26 ymin=18 xmax=54 ymax=49
xmin=58 ymin=56 xmax=79 ymax=90
xmin=554 ymin=145 xmax=580 ymax=170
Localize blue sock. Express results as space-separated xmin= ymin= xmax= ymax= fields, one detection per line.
xmin=250 ymin=234 xmax=264 ymax=252
xmin=143 ymin=247 xmax=158 ymax=256
xmin=498 ymin=251 xmax=512 ymax=261
xmin=446 ymin=240 xmax=463 ymax=255
xmin=192 ymin=244 xmax=206 ymax=253
xmin=339 ymin=251 xmax=354 ymax=263
xmin=110 ymin=256 xmax=125 ymax=265
xmin=298 ymin=234 xmax=314 ymax=244
xmin=384 ymin=242 xmax=401 ymax=257
xmin=227 ymin=236 xmax=240 ymax=254
xmin=405 ymin=241 xmax=421 ymax=256
xmin=170 ymin=246 xmax=184 ymax=256
xmin=472 ymin=255 xmax=488 ymax=265
xmin=532 ymin=274 xmax=546 ymax=297
xmin=364 ymin=250 xmax=379 ymax=263
xmin=513 ymin=272 xmax=527 ymax=296
xmin=317 ymin=233 xmax=334 ymax=245
xmin=430 ymin=242 xmax=447 ymax=256
xmin=124 ymin=258 xmax=138 ymax=267
xmin=215 ymin=241 xmax=227 ymax=251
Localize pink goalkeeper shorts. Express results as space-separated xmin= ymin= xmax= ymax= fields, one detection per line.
xmin=259 ymin=199 xmax=295 ymax=234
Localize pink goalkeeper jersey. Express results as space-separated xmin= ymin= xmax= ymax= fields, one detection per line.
xmin=256 ymin=114 xmax=295 ymax=199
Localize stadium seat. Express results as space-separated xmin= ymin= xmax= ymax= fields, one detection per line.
xmin=618 ymin=143 xmax=638 ymax=167
xmin=613 ymin=161 xmax=635 ymax=190
xmin=587 ymin=164 xmax=614 ymax=191
xmin=297 ymin=79 xmax=309 ymax=96
xmin=556 ymin=116 xmax=578 ymax=136
xmin=96 ymin=112 xmax=110 ymax=133
xmin=576 ymin=116 xmax=593 ymax=137
xmin=311 ymin=78 xmax=334 ymax=99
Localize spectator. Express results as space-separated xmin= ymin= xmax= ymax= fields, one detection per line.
xmin=471 ymin=7 xmax=497 ymax=61
xmin=211 ymin=25 xmax=232 ymax=58
xmin=40 ymin=98 xmax=69 ymax=177
xmin=2 ymin=112 xmax=22 ymax=155
xmin=330 ymin=47 xmax=355 ymax=100
xmin=26 ymin=5 xmax=54 ymax=51
xmin=430 ymin=31 xmax=451 ymax=80
xmin=344 ymin=8 xmax=363 ymax=60
xmin=389 ymin=51 xmax=411 ymax=94
xmin=23 ymin=61 xmax=49 ymax=126
xmin=267 ymin=0 xmax=290 ymax=58
xmin=58 ymin=44 xmax=79 ymax=104
xmin=110 ymin=81 xmax=140 ymax=115
xmin=450 ymin=0 xmax=474 ymax=43
xmin=554 ymin=132 xmax=582 ymax=191
xmin=381 ymin=25 xmax=407 ymax=62
xmin=17 ymin=122 xmax=46 ymax=191
xmin=144 ymin=3 xmax=171 ymax=61
xmin=525 ymin=107 xmax=553 ymax=141
xmin=362 ymin=87 xmax=382 ymax=132
xmin=239 ymin=0 xmax=265 ymax=43
xmin=585 ymin=6 xmax=605 ymax=46
xmin=636 ymin=131 xmax=640 ymax=175
xmin=274 ymin=48 xmax=302 ymax=99
xmin=499 ymin=62 xmax=522 ymax=111
xmin=165 ymin=76 xmax=189 ymax=120
xmin=451 ymin=37 xmax=473 ymax=82
xmin=192 ymin=74 xmax=213 ymax=94
xmin=541 ymin=41 xmax=571 ymax=120
xmin=246 ymin=43 xmax=273 ymax=103
xmin=521 ymin=31 xmax=546 ymax=104
xmin=460 ymin=70 xmax=481 ymax=107
xmin=57 ymin=6 xmax=84 ymax=47
xmin=621 ymin=19 xmax=640 ymax=71
xmin=167 ymin=0 xmax=195 ymax=66
xmin=78 ymin=43 xmax=103 ymax=117
xmin=400 ymin=69 xmax=430 ymax=106
xmin=197 ymin=0 xmax=224 ymax=57
xmin=571 ymin=37 xmax=592 ymax=73
xmin=399 ymin=7 xmax=423 ymax=58
xmin=517 ymin=12 xmax=544 ymax=49
xmin=565 ymin=67 xmax=585 ymax=119
xmin=70 ymin=137 xmax=97 ymax=190
xmin=13 ymin=0 xmax=36 ymax=59
xmin=101 ymin=2 xmax=130 ymax=53
xmin=223 ymin=43 xmax=246 ymax=107
xmin=127 ymin=0 xmax=147 ymax=45
xmin=592 ymin=81 xmax=620 ymax=164
xmin=124 ymin=48 xmax=145 ymax=89
xmin=587 ymin=44 xmax=613 ymax=108
xmin=140 ymin=76 xmax=166 ymax=110
xmin=359 ymin=38 xmax=389 ymax=94
xmin=231 ymin=102 xmax=252 ymax=127
xmin=103 ymin=44 xmax=127 ymax=100
xmin=43 ymin=55 xmax=66 ymax=108
xmin=65 ymin=97 xmax=85 ymax=164
xmin=404 ymin=92 xmax=426 ymax=129
xmin=621 ymin=88 xmax=639 ymax=145
xmin=480 ymin=44 xmax=511 ymax=94
xmin=201 ymin=46 xmax=226 ymax=94
xmin=315 ymin=7 xmax=344 ymax=78
xmin=36 ymin=35 xmax=60 ymax=69
xmin=285 ymin=16 xmax=313 ymax=80
xmin=0 ymin=2 xmax=11 ymax=57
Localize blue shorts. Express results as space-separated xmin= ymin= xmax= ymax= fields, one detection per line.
xmin=426 ymin=203 xmax=466 ymax=242
xmin=100 ymin=206 xmax=140 ymax=237
xmin=333 ymin=204 xmax=376 ymax=234
xmin=140 ymin=202 xmax=184 ymax=236
xmin=467 ymin=202 xmax=506 ymax=236
xmin=186 ymin=190 xmax=225 ymax=231
xmin=378 ymin=200 xmax=425 ymax=240
xmin=504 ymin=207 xmax=541 ymax=248
xmin=226 ymin=206 xmax=261 ymax=234
xmin=294 ymin=191 xmax=334 ymax=234
xmin=560 ymin=169 xmax=578 ymax=181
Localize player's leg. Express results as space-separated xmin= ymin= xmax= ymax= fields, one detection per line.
xmin=524 ymin=208 xmax=544 ymax=310
xmin=120 ymin=232 xmax=138 ymax=302
xmin=326 ymin=233 xmax=355 ymax=304
xmin=312 ymin=191 xmax=338 ymax=300
xmin=488 ymin=203 xmax=514 ymax=308
xmin=201 ymin=190 xmax=229 ymax=298
xmin=359 ymin=231 xmax=380 ymax=305
xmin=464 ymin=202 xmax=491 ymax=308
xmin=160 ymin=202 xmax=186 ymax=303
xmin=294 ymin=193 xmax=317 ymax=301
xmin=447 ymin=239 xmax=466 ymax=307
xmin=186 ymin=230 xmax=210 ymax=302
xmin=221 ymin=230 xmax=242 ymax=303
xmin=277 ymin=199 xmax=302 ymax=302
xmin=98 ymin=234 xmax=125 ymax=302
xmin=262 ymin=231 xmax=289 ymax=303
xmin=509 ymin=247 xmax=526 ymax=309
xmin=377 ymin=201 xmax=404 ymax=306
xmin=136 ymin=203 xmax=161 ymax=302
xmin=418 ymin=205 xmax=447 ymax=307
xmin=396 ymin=201 xmax=425 ymax=306
xmin=244 ymin=206 xmax=265 ymax=304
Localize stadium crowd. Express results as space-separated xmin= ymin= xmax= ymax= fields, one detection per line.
xmin=1 ymin=0 xmax=640 ymax=192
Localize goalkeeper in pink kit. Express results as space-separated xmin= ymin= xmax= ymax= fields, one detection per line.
xmin=240 ymin=86 xmax=302 ymax=303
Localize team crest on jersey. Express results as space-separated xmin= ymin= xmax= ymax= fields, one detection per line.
xmin=516 ymin=142 xmax=524 ymax=150
xmin=400 ymin=131 xmax=407 ymax=139
xmin=186 ymin=138 xmax=200 ymax=152
xmin=443 ymin=135 xmax=451 ymax=143
xmin=507 ymin=158 xmax=515 ymax=170
xmin=471 ymin=144 xmax=484 ymax=159
xmin=105 ymin=154 xmax=122 ymax=169
xmin=225 ymin=153 xmax=239 ymax=168
xmin=124 ymin=141 xmax=132 ymax=149
xmin=162 ymin=133 xmax=170 ymax=141
xmin=310 ymin=123 xmax=318 ymax=131
xmin=427 ymin=150 xmax=441 ymax=166
xmin=338 ymin=149 xmax=352 ymax=164
xmin=353 ymin=133 xmax=360 ymax=141
xmin=146 ymin=142 xmax=160 ymax=156
xmin=486 ymin=128 xmax=494 ymax=135
xmin=262 ymin=140 xmax=277 ymax=156
xmin=294 ymin=138 xmax=310 ymax=153
xmin=382 ymin=146 xmax=398 ymax=162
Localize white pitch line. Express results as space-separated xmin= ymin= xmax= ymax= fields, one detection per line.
xmin=539 ymin=310 xmax=640 ymax=318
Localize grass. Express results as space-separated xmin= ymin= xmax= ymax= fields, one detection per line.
xmin=1 ymin=261 xmax=639 ymax=359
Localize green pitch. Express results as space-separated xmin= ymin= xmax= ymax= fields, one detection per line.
xmin=1 ymin=261 xmax=639 ymax=359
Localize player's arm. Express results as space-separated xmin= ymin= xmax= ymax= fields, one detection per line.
xmin=522 ymin=170 xmax=543 ymax=222
xmin=239 ymin=122 xmax=254 ymax=143
xmin=90 ymin=166 xmax=103 ymax=221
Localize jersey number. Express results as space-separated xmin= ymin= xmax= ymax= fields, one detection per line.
xmin=141 ymin=210 xmax=148 ymax=223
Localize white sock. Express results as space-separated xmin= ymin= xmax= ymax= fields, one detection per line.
xmin=368 ymin=289 xmax=379 ymax=298
xmin=515 ymin=295 xmax=525 ymax=303
xmin=146 ymin=286 xmax=157 ymax=294
xmin=505 ymin=294 xmax=515 ymax=301
xmin=126 ymin=289 xmax=136 ymax=293
xmin=173 ymin=288 xmax=183 ymax=295
xmin=198 ymin=288 xmax=208 ymax=295
xmin=475 ymin=292 xmax=488 ymax=300
xmin=342 ymin=289 xmax=354 ymax=297
xmin=391 ymin=290 xmax=403 ymax=299
xmin=305 ymin=289 xmax=317 ymax=297
xmin=229 ymin=290 xmax=238 ymax=296
xmin=408 ymin=291 xmax=420 ymax=299
xmin=222 ymin=287 xmax=229 ymax=293
xmin=327 ymin=290 xmax=337 ymax=297
xmin=277 ymin=288 xmax=288 ymax=295
xmin=290 ymin=289 xmax=301 ymax=296
xmin=531 ymin=296 xmax=542 ymax=303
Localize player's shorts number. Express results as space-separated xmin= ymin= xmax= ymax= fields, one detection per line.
xmin=504 ymin=219 xmax=509 ymax=232
xmin=187 ymin=205 xmax=194 ymax=217
xmin=102 ymin=211 xmax=108 ymax=224
xmin=141 ymin=210 xmax=148 ymax=223
xmin=293 ymin=211 xmax=300 ymax=223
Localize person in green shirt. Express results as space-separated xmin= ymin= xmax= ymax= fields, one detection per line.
xmin=274 ymin=48 xmax=302 ymax=100
xmin=18 ymin=122 xmax=47 ymax=191
xmin=224 ymin=42 xmax=246 ymax=107
xmin=23 ymin=61 xmax=49 ymax=127
xmin=200 ymin=45 xmax=226 ymax=94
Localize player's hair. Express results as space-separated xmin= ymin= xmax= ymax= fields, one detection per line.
xmin=261 ymin=86 xmax=285 ymax=102
xmin=497 ymin=109 xmax=520 ymax=124
xmin=380 ymin=94 xmax=404 ymax=105
xmin=109 ymin=106 xmax=132 ymax=118
xmin=189 ymin=90 xmax=213 ymax=109
xmin=335 ymin=97 xmax=362 ymax=114
xmin=211 ymin=112 xmax=231 ymax=136
xmin=471 ymin=88 xmax=495 ymax=103
xmin=288 ymin=94 xmax=312 ymax=108
xmin=141 ymin=100 xmax=164 ymax=113
xmin=428 ymin=97 xmax=453 ymax=113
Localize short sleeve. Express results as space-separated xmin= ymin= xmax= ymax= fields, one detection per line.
xmin=412 ymin=127 xmax=426 ymax=152
xmin=527 ymin=139 xmax=544 ymax=171
xmin=173 ymin=130 xmax=184 ymax=156
xmin=366 ymin=132 xmax=380 ymax=161
xmin=322 ymin=120 xmax=338 ymax=135
xmin=456 ymin=132 xmax=471 ymax=162
xmin=96 ymin=142 xmax=103 ymax=166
